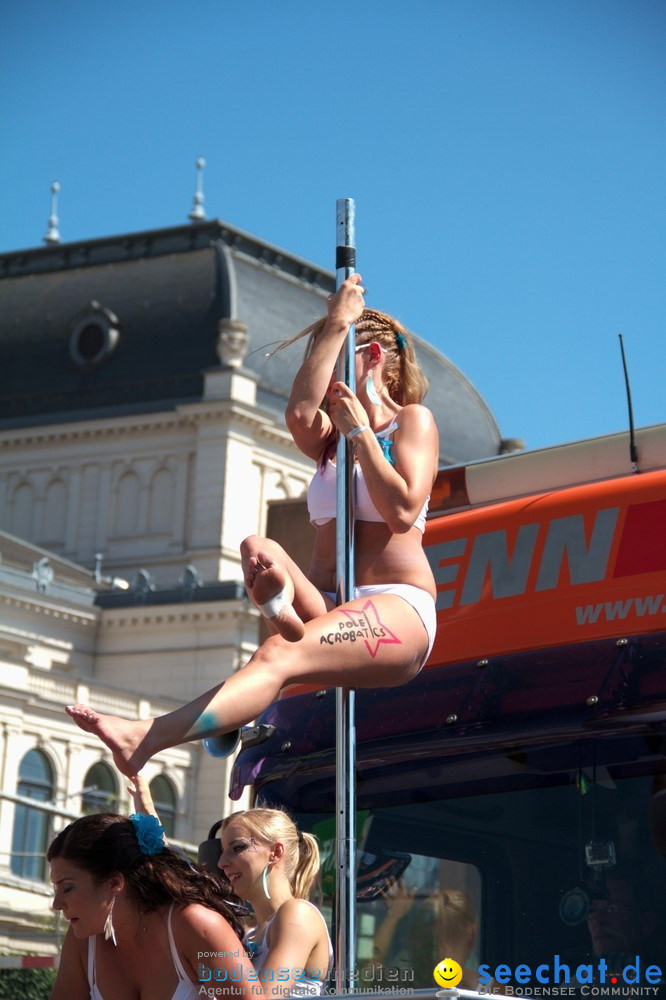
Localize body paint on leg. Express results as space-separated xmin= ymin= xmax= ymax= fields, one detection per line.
xmin=188 ymin=709 xmax=223 ymax=740
xmin=318 ymin=600 xmax=402 ymax=658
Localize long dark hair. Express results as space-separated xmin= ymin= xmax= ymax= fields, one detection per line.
xmin=47 ymin=813 xmax=245 ymax=938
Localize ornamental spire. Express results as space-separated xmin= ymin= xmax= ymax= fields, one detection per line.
xmin=188 ymin=157 xmax=207 ymax=221
xmin=43 ymin=180 xmax=61 ymax=244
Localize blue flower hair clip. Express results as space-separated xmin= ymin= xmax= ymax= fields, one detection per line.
xmin=130 ymin=813 xmax=165 ymax=856
xmin=395 ymin=331 xmax=407 ymax=351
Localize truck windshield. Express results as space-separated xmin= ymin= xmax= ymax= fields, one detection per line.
xmin=285 ymin=750 xmax=665 ymax=990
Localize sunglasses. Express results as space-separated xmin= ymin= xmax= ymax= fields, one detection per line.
xmin=355 ymin=342 xmax=387 ymax=354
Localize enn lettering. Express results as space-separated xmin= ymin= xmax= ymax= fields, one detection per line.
xmin=427 ymin=508 xmax=619 ymax=610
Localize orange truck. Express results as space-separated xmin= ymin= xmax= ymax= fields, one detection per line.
xmin=230 ymin=424 xmax=666 ymax=992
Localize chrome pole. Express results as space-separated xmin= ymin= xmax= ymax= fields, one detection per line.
xmin=334 ymin=197 xmax=357 ymax=993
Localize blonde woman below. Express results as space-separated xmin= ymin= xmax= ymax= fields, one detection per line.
xmin=64 ymin=273 xmax=439 ymax=773
xmin=219 ymin=809 xmax=333 ymax=997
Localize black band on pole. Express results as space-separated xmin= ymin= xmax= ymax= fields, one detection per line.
xmin=336 ymin=246 xmax=356 ymax=270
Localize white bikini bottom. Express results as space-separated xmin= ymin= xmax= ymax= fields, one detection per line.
xmin=322 ymin=583 xmax=437 ymax=671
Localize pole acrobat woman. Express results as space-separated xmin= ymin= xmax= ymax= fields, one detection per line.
xmin=65 ymin=260 xmax=439 ymax=786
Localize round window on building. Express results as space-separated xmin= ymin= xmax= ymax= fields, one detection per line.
xmin=82 ymin=762 xmax=119 ymax=814
xmin=149 ymin=775 xmax=177 ymax=838
xmin=11 ymin=748 xmax=54 ymax=881
xmin=68 ymin=300 xmax=121 ymax=368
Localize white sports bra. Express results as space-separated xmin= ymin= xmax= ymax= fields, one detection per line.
xmin=306 ymin=419 xmax=429 ymax=533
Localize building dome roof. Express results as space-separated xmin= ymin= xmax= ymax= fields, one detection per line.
xmin=0 ymin=220 xmax=507 ymax=463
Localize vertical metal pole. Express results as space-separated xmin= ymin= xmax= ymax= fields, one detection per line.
xmin=334 ymin=198 xmax=357 ymax=993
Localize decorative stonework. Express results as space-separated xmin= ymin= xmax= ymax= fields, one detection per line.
xmin=216 ymin=319 xmax=249 ymax=368
xmin=98 ymin=601 xmax=257 ymax=629
xmin=0 ymin=594 xmax=96 ymax=626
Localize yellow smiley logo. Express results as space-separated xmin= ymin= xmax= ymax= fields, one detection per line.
xmin=433 ymin=958 xmax=463 ymax=988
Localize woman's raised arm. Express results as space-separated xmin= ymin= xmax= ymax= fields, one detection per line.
xmin=286 ymin=274 xmax=365 ymax=460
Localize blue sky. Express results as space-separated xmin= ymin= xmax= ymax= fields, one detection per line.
xmin=2 ymin=0 xmax=664 ymax=452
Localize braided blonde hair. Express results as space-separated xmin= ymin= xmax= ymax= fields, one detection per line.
xmin=353 ymin=308 xmax=428 ymax=405
xmin=273 ymin=307 xmax=429 ymax=466
xmin=272 ymin=308 xmax=428 ymax=406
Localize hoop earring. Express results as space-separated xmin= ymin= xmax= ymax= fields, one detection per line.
xmin=103 ymin=896 xmax=117 ymax=947
xmin=262 ymin=864 xmax=272 ymax=900
xmin=365 ymin=375 xmax=381 ymax=407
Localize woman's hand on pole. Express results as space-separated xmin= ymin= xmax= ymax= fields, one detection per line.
xmin=327 ymin=272 xmax=365 ymax=331
xmin=327 ymin=381 xmax=370 ymax=439
xmin=286 ymin=273 xmax=365 ymax=461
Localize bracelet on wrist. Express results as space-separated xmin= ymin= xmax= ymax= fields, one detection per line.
xmin=347 ymin=424 xmax=370 ymax=440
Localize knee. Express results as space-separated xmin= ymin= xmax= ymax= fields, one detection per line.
xmin=240 ymin=535 xmax=263 ymax=558
xmin=241 ymin=535 xmax=288 ymax=563
xmin=250 ymin=634 xmax=291 ymax=684
xmin=240 ymin=534 xmax=276 ymax=563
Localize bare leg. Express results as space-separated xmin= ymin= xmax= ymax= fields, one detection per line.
xmin=64 ymin=707 xmax=156 ymax=777
xmin=67 ymin=593 xmax=429 ymax=777
xmin=66 ymin=682 xmax=230 ymax=777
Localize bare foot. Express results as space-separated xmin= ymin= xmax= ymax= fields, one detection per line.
xmin=65 ymin=705 xmax=152 ymax=778
xmin=244 ymin=551 xmax=305 ymax=642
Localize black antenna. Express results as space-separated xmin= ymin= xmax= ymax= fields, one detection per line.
xmin=618 ymin=333 xmax=639 ymax=473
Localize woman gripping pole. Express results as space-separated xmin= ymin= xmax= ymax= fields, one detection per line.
xmin=64 ymin=273 xmax=439 ymax=776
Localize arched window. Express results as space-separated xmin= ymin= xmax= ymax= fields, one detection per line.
xmin=148 ymin=467 xmax=174 ymax=533
xmin=114 ymin=471 xmax=140 ymax=535
xmin=149 ymin=775 xmax=177 ymax=837
xmin=11 ymin=749 xmax=54 ymax=881
xmin=82 ymin=762 xmax=118 ymax=814
xmin=11 ymin=482 xmax=34 ymax=541
xmin=42 ymin=478 xmax=67 ymax=546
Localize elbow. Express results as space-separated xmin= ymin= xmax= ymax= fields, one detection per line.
xmin=285 ymin=404 xmax=307 ymax=434
xmin=386 ymin=508 xmax=415 ymax=534
xmin=284 ymin=403 xmax=313 ymax=433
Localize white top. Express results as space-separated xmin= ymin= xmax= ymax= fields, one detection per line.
xmin=307 ymin=420 xmax=429 ymax=532
xmin=244 ymin=900 xmax=334 ymax=996
xmin=86 ymin=904 xmax=199 ymax=1000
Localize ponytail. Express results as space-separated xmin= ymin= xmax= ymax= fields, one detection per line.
xmin=292 ymin=831 xmax=321 ymax=900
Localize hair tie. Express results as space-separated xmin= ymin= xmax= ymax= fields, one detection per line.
xmin=129 ymin=813 xmax=165 ymax=856
xmin=297 ymin=831 xmax=304 ymax=844
xmin=395 ymin=331 xmax=407 ymax=351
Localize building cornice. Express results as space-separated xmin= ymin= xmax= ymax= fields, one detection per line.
xmin=0 ymin=591 xmax=98 ymax=627
xmin=99 ymin=598 xmax=257 ymax=629
xmin=0 ymin=398 xmax=305 ymax=454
